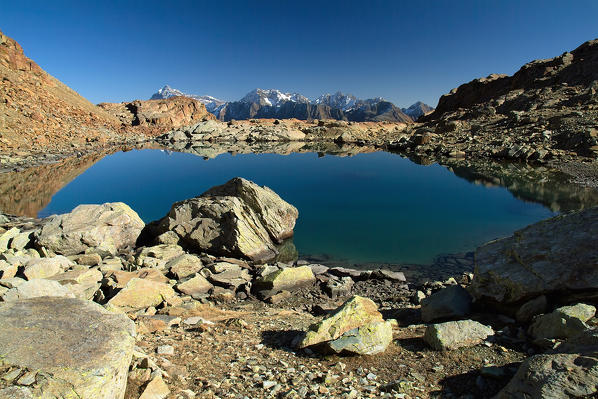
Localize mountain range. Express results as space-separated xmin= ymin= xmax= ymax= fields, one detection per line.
xmin=150 ymin=85 xmax=432 ymax=123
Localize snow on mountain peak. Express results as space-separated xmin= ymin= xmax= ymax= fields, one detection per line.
xmin=240 ymin=88 xmax=309 ymax=107
xmin=149 ymin=85 xmax=226 ymax=115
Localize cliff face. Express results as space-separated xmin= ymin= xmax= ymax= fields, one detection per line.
xmin=0 ymin=29 xmax=125 ymax=151
xmin=98 ymin=97 xmax=215 ymax=136
xmin=426 ymin=39 xmax=598 ymax=120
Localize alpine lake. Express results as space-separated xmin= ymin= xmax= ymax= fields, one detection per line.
xmin=2 ymin=141 xmax=597 ymax=273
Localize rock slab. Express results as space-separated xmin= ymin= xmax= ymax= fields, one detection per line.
xmin=424 ymin=320 xmax=494 ymax=351
xmin=469 ymin=207 xmax=598 ymax=304
xmin=0 ymin=297 xmax=135 ymax=399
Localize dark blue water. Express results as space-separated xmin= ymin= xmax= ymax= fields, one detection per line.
xmin=38 ymin=149 xmax=555 ymax=264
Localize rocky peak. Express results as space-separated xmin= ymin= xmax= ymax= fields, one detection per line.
xmin=425 ymin=38 xmax=598 ymax=120
xmin=240 ymin=88 xmax=309 ymax=107
xmin=401 ymin=101 xmax=435 ymax=120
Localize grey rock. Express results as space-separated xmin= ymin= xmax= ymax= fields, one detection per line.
xmin=141 ymin=178 xmax=298 ymax=262
xmin=470 ymin=207 xmax=598 ymax=304
xmin=528 ymin=303 xmax=595 ymax=340
xmin=22 ymin=255 xmax=73 ymax=280
xmin=424 ymin=320 xmax=494 ymax=350
xmin=420 ymin=285 xmax=472 ymax=322
xmin=326 ymin=321 xmax=393 ymax=355
xmin=2 ymin=279 xmax=74 ymax=301
xmin=324 ymin=276 xmax=354 ymax=298
xmin=0 ymin=297 xmax=135 ymax=399
xmin=516 ymin=295 xmax=547 ymax=323
xmin=35 ymin=203 xmax=144 ymax=256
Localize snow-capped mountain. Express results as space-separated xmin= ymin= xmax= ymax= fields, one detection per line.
xmin=150 ymin=85 xmax=226 ymax=115
xmin=401 ymin=101 xmax=435 ymax=120
xmin=149 ymin=85 xmax=415 ymax=122
xmin=240 ymin=88 xmax=309 ymax=107
xmin=314 ymin=92 xmax=358 ymax=111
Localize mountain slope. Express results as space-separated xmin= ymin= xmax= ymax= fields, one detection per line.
xmin=0 ymin=29 xmax=124 ymax=151
xmin=402 ymin=101 xmax=435 ymax=120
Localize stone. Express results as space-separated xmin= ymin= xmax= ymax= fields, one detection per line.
xmin=323 ymin=276 xmax=354 ymax=298
xmin=166 ymin=254 xmax=203 ymax=279
xmin=0 ymin=260 xmax=18 ymax=279
xmin=254 ymin=266 xmax=316 ymax=293
xmin=22 ymin=255 xmax=73 ymax=280
xmin=299 ymin=296 xmax=384 ymax=348
xmin=423 ymin=320 xmax=494 ymax=351
xmin=0 ymin=297 xmax=135 ymax=399
xmin=49 ymin=268 xmax=103 ymax=286
xmin=496 ymin=353 xmax=598 ymax=399
xmin=176 ymin=274 xmax=213 ymax=297
xmin=469 ymin=207 xmax=598 ymax=305
xmin=420 ymin=285 xmax=472 ymax=322
xmin=139 ymin=375 xmax=170 ymax=399
xmin=2 ymin=279 xmax=74 ymax=301
xmin=73 ymin=253 xmax=103 ymax=266
xmin=207 ymin=267 xmax=251 ymax=290
xmin=528 ymin=304 xmax=595 ymax=340
xmin=0 ymin=227 xmax=19 ymax=252
xmin=156 ymin=345 xmax=174 ymax=355
xmin=326 ymin=321 xmax=393 ymax=355
xmin=9 ymin=231 xmax=32 ymax=251
xmin=107 ymin=268 xmax=170 ymax=289
xmin=0 ymin=386 xmax=33 ymax=398
xmin=141 ymin=178 xmax=298 ymax=262
xmin=107 ymin=277 xmax=176 ymax=311
xmin=371 ymin=269 xmax=406 ymax=282
xmin=35 ymin=203 xmax=144 ymax=256
xmin=136 ymin=244 xmax=185 ymax=269
xmin=515 ymin=295 xmax=547 ymax=323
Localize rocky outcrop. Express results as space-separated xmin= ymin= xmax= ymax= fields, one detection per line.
xmin=426 ymin=39 xmax=598 ymax=120
xmin=35 ymin=202 xmax=145 ymax=257
xmin=98 ymin=96 xmax=215 ymax=135
xmin=469 ymin=206 xmax=598 ymax=305
xmin=0 ymin=29 xmax=126 ymax=152
xmin=413 ymin=38 xmax=598 ymax=160
xmin=140 ymin=178 xmax=298 ymax=263
xmin=0 ymin=297 xmax=135 ymax=399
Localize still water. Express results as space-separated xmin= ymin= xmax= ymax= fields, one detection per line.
xmin=29 ymin=148 xmax=565 ymax=264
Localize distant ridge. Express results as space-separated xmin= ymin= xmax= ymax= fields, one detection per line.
xmin=150 ymin=86 xmax=416 ymax=123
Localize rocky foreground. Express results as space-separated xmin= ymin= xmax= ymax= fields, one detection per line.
xmin=0 ymin=178 xmax=597 ymax=398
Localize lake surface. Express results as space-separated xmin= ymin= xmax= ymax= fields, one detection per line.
xmin=25 ymin=148 xmax=572 ymax=265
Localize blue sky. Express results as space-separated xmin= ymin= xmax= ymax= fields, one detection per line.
xmin=2 ymin=0 xmax=597 ymax=107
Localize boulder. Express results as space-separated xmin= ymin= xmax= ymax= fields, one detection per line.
xmin=424 ymin=320 xmax=494 ymax=350
xmin=299 ymin=296 xmax=384 ymax=348
xmin=166 ymin=253 xmax=203 ymax=279
xmin=22 ymin=255 xmax=73 ymax=280
xmin=35 ymin=203 xmax=144 ymax=256
xmin=1 ymin=279 xmax=74 ymax=301
xmin=0 ymin=297 xmax=135 ymax=399
xmin=176 ymin=274 xmax=213 ymax=297
xmin=0 ymin=227 xmax=19 ymax=252
xmin=515 ymin=295 xmax=547 ymax=323
xmin=326 ymin=321 xmax=393 ymax=355
xmin=107 ymin=269 xmax=170 ymax=289
xmin=139 ymin=375 xmax=170 ymax=399
xmin=420 ymin=285 xmax=472 ymax=322
xmin=469 ymin=207 xmax=598 ymax=305
xmin=141 ymin=178 xmax=298 ymax=262
xmin=496 ymin=353 xmax=598 ymax=399
xmin=528 ymin=303 xmax=595 ymax=340
xmin=324 ymin=276 xmax=354 ymax=298
xmin=136 ymin=244 xmax=185 ymax=269
xmin=254 ymin=266 xmax=315 ymax=293
xmin=107 ymin=277 xmax=176 ymax=311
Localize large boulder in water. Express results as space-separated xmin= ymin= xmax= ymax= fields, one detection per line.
xmin=140 ymin=177 xmax=298 ymax=263
xmin=0 ymin=297 xmax=135 ymax=399
xmin=35 ymin=203 xmax=144 ymax=256
xmin=469 ymin=207 xmax=598 ymax=305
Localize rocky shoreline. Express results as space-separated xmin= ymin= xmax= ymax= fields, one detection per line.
xmin=0 ymin=177 xmax=597 ymax=398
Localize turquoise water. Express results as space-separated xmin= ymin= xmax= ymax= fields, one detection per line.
xmin=38 ymin=149 xmax=556 ymax=264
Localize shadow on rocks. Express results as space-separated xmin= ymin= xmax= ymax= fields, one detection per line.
xmin=431 ymin=362 xmax=520 ymax=399
xmin=261 ymin=329 xmax=307 ymax=354
xmin=380 ymin=308 xmax=421 ymax=326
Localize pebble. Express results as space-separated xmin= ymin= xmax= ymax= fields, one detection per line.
xmin=156 ymin=345 xmax=174 ymax=355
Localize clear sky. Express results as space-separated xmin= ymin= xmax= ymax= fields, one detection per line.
xmin=2 ymin=0 xmax=597 ymax=107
